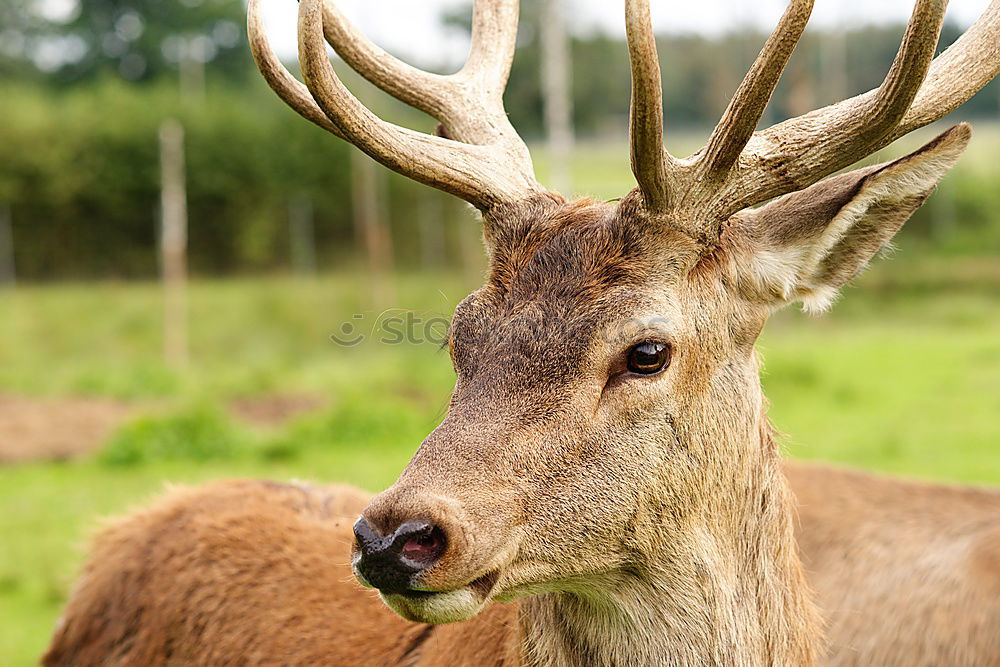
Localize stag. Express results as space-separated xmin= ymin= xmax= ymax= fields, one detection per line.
xmin=45 ymin=0 xmax=1000 ymax=665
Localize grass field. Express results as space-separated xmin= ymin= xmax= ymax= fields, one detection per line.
xmin=1 ymin=124 xmax=999 ymax=664
xmin=1 ymin=254 xmax=998 ymax=664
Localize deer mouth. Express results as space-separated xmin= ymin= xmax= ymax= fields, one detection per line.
xmin=379 ymin=570 xmax=501 ymax=624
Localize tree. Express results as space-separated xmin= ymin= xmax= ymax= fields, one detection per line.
xmin=0 ymin=0 xmax=57 ymax=80
xmin=1 ymin=0 xmax=249 ymax=83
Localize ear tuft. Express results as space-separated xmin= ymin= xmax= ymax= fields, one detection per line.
xmin=799 ymin=285 xmax=840 ymax=315
xmin=735 ymin=123 xmax=971 ymax=311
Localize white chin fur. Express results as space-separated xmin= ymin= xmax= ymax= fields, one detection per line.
xmin=381 ymin=587 xmax=485 ymax=624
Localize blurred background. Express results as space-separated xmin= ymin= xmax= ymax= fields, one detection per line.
xmin=0 ymin=0 xmax=998 ymax=662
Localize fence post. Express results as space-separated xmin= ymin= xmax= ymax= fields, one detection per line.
xmin=931 ymin=178 xmax=957 ymax=243
xmin=0 ymin=202 xmax=14 ymax=286
xmin=821 ymin=20 xmax=848 ymax=105
xmin=159 ymin=119 xmax=189 ymax=367
xmin=351 ymin=151 xmax=395 ymax=306
xmin=179 ymin=38 xmax=207 ymax=105
xmin=288 ymin=193 xmax=317 ymax=276
xmin=452 ymin=199 xmax=485 ymax=289
xmin=540 ymin=0 xmax=574 ymax=195
xmin=418 ymin=190 xmax=445 ymax=270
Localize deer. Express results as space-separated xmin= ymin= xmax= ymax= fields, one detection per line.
xmin=44 ymin=0 xmax=1000 ymax=665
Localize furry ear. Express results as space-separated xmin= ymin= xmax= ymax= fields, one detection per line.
xmin=731 ymin=123 xmax=970 ymax=312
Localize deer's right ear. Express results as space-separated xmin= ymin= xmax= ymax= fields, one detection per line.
xmin=731 ymin=123 xmax=970 ymax=312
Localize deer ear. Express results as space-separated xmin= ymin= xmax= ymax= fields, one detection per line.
xmin=734 ymin=123 xmax=970 ymax=312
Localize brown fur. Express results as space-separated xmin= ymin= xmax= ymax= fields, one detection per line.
xmin=44 ymin=127 xmax=997 ymax=665
xmin=43 ymin=480 xmax=522 ymax=666
xmin=788 ymin=462 xmax=1000 ymax=667
xmin=44 ymin=466 xmax=1000 ymax=666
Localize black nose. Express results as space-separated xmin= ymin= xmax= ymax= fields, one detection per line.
xmin=353 ymin=517 xmax=447 ymax=593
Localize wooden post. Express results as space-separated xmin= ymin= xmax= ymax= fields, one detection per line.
xmin=0 ymin=202 xmax=14 ymax=286
xmin=784 ymin=57 xmax=816 ymax=118
xmin=288 ymin=192 xmax=317 ymax=276
xmin=931 ymin=178 xmax=957 ymax=243
xmin=159 ymin=119 xmax=188 ymax=367
xmin=179 ymin=37 xmax=207 ymax=105
xmin=821 ymin=22 xmax=848 ymax=105
xmin=351 ymin=150 xmax=395 ymax=306
xmin=348 ymin=3 xmax=396 ymax=305
xmin=453 ymin=200 xmax=485 ymax=290
xmin=417 ymin=190 xmax=445 ymax=270
xmin=540 ymin=0 xmax=574 ymax=195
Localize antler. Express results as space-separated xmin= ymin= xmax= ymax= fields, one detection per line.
xmin=699 ymin=0 xmax=814 ymax=178
xmin=626 ymin=0 xmax=678 ymax=213
xmin=247 ymin=0 xmax=543 ymax=211
xmin=728 ymin=0 xmax=948 ymax=209
xmin=627 ymin=0 xmax=1000 ymax=237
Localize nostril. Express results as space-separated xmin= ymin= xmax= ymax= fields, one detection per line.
xmin=400 ymin=526 xmax=446 ymax=565
xmin=353 ymin=516 xmax=378 ymax=548
xmin=353 ymin=517 xmax=446 ymax=592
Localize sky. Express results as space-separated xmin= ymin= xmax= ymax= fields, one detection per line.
xmin=256 ymin=0 xmax=991 ymax=68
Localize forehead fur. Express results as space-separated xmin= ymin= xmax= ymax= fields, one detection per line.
xmin=448 ymin=195 xmax=699 ymax=407
xmin=482 ymin=193 xmax=696 ymax=307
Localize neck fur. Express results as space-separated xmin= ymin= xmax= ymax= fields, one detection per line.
xmin=516 ymin=445 xmax=822 ymax=666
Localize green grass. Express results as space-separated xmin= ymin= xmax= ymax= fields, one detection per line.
xmin=0 ymin=271 xmax=477 ymax=400
xmin=0 ymin=98 xmax=997 ymax=666
xmin=531 ymin=123 xmax=1000 ymax=201
xmin=1 ymin=258 xmax=998 ymax=664
xmin=764 ymin=297 xmax=1000 ymax=482
xmin=0 ymin=270 xmax=480 ymax=664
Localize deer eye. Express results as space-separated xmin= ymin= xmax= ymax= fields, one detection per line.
xmin=626 ymin=341 xmax=671 ymax=375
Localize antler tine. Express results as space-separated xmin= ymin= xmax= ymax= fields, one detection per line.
xmin=461 ymin=0 xmax=520 ymax=105
xmin=719 ymin=0 xmax=948 ymax=214
xmin=247 ymin=0 xmax=345 ymax=139
xmin=319 ymin=1 xmax=452 ymax=123
xmin=891 ymin=0 xmax=1000 ymax=140
xmin=626 ymin=0 xmax=675 ymax=213
xmin=319 ymin=0 xmax=521 ymax=146
xmin=700 ymin=0 xmax=814 ymax=176
xmin=248 ymin=0 xmax=543 ymax=210
xmin=296 ymin=0 xmax=541 ymax=210
xmin=859 ymin=0 xmax=948 ymax=141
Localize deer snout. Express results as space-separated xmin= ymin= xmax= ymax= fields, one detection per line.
xmin=352 ymin=517 xmax=447 ymax=593
xmin=354 ymin=481 xmax=519 ymax=603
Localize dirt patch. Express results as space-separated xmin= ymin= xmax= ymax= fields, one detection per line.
xmin=0 ymin=393 xmax=328 ymax=464
xmin=0 ymin=395 xmax=136 ymax=464
xmin=228 ymin=394 xmax=326 ymax=426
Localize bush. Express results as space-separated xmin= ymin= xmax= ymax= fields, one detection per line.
xmin=1 ymin=73 xmax=997 ymax=281
xmin=0 ymin=79 xmax=359 ymax=279
xmin=98 ymin=405 xmax=243 ymax=466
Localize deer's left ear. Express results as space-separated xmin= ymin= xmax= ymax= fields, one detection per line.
xmin=731 ymin=123 xmax=970 ymax=312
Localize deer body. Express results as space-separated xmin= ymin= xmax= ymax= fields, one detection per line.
xmin=44 ymin=463 xmax=1000 ymax=666
xmin=45 ymin=0 xmax=1000 ymax=664
xmin=792 ymin=462 xmax=1000 ymax=666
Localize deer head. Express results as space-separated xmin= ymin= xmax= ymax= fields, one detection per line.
xmin=248 ymin=0 xmax=999 ymax=654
